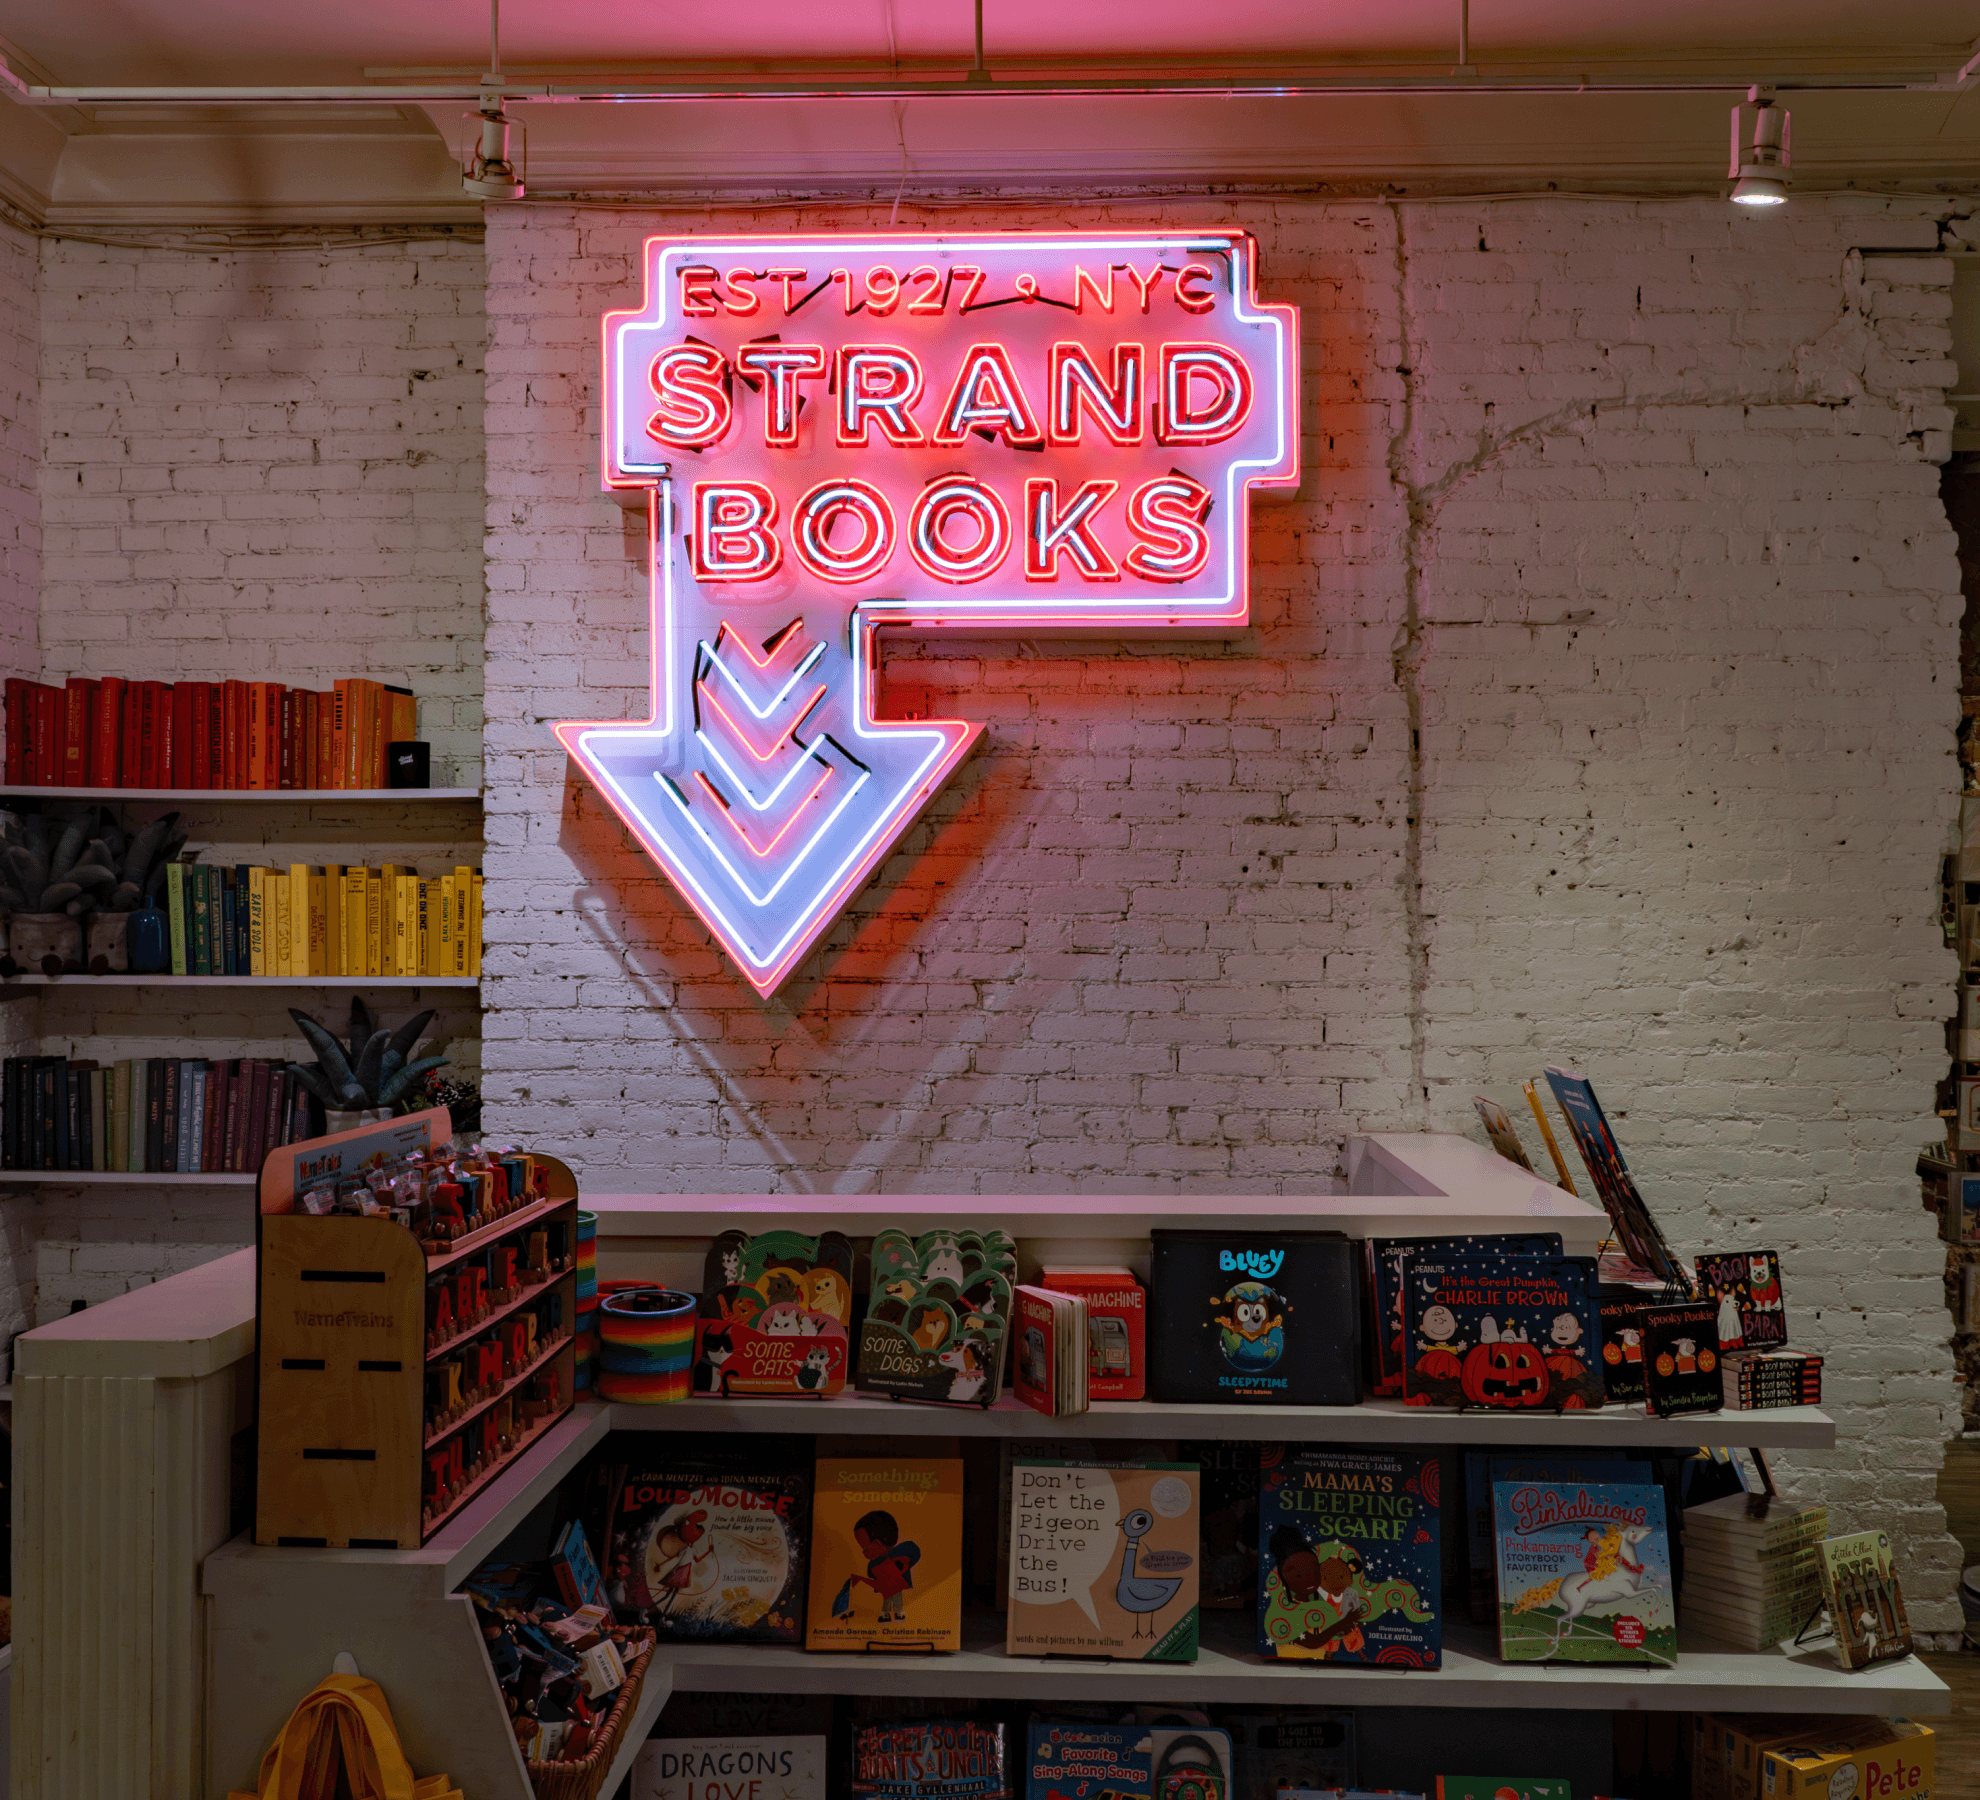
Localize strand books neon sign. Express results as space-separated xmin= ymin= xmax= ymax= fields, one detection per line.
xmin=555 ymin=230 xmax=1298 ymax=994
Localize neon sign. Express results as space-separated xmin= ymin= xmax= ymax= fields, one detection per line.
xmin=555 ymin=231 xmax=1298 ymax=994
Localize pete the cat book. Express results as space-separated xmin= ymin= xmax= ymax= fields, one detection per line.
xmin=806 ymin=1457 xmax=963 ymax=1652
xmin=1492 ymin=1478 xmax=1675 ymax=1666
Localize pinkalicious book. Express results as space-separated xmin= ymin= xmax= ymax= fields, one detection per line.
xmin=1256 ymin=1445 xmax=1440 ymax=1667
xmin=1492 ymin=1479 xmax=1674 ymax=1666
xmin=1400 ymin=1253 xmax=1603 ymax=1412
xmin=1459 ymin=1452 xmax=1648 ymax=1622
xmin=694 ymin=1229 xmax=855 ymax=1398
xmin=1693 ymin=1250 xmax=1787 ymax=1352
xmin=805 ymin=1457 xmax=964 ymax=1652
xmin=1366 ymin=1234 xmax=1563 ymax=1397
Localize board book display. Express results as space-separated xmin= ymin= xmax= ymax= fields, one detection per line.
xmin=634 ymin=1736 xmax=827 ymax=1800
xmin=599 ymin=1438 xmax=811 ymax=1643
xmin=855 ymin=1227 xmax=1016 ymax=1406
xmin=1013 ymin=1285 xmax=1089 ymax=1417
xmin=853 ymin=1721 xmax=1013 ymax=1800
xmin=1492 ymin=1478 xmax=1675 ymax=1666
xmin=1222 ymin=1710 xmax=1355 ymax=1800
xmin=1694 ymin=1250 xmax=1787 ymax=1351
xmin=1722 ymin=1347 xmax=1821 ymax=1409
xmin=806 ymin=1456 xmax=963 ymax=1652
xmin=1433 ymin=1783 xmax=1570 ymax=1800
xmin=1256 ymin=1445 xmax=1440 ymax=1667
xmin=1818 ymin=1529 xmax=1914 ymax=1669
xmin=694 ymin=1229 xmax=855 ymax=1398
xmin=1366 ymin=1233 xmax=1564 ymax=1398
xmin=1007 ymin=1460 xmax=1200 ymax=1662
xmin=1596 ymin=1286 xmax=1652 ymax=1405
xmin=1639 ymin=1302 xmax=1723 ymax=1418
xmin=1400 ymin=1252 xmax=1603 ymax=1412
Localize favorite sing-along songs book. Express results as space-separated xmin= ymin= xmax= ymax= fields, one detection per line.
xmin=1492 ymin=1479 xmax=1675 ymax=1666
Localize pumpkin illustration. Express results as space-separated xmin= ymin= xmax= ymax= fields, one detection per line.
xmin=1458 ymin=1338 xmax=1550 ymax=1408
xmin=1698 ymin=1348 xmax=1717 ymax=1374
xmin=1655 ymin=1351 xmax=1675 ymax=1377
xmin=1546 ymin=1352 xmax=1586 ymax=1379
xmin=1603 ymin=1341 xmax=1622 ymax=1364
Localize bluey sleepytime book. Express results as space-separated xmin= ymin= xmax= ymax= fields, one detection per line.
xmin=806 ymin=1457 xmax=963 ymax=1651
xmin=1492 ymin=1479 xmax=1674 ymax=1666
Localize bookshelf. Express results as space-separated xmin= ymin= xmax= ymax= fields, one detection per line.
xmin=0 ymin=787 xmax=481 ymax=803
xmin=0 ymin=975 xmax=478 ymax=991
xmin=0 ymin=1170 xmax=257 ymax=1185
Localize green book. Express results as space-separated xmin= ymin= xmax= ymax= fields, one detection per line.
xmin=206 ymin=869 xmax=225 ymax=979
xmin=166 ymin=862 xmax=188 ymax=977
xmin=88 ymin=1068 xmax=105 ymax=1171
xmin=1436 ymin=1783 xmax=1572 ymax=1800
xmin=190 ymin=866 xmax=211 ymax=976
xmin=125 ymin=1057 xmax=146 ymax=1172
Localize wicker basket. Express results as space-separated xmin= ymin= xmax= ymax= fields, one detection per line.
xmin=525 ymin=1632 xmax=657 ymax=1800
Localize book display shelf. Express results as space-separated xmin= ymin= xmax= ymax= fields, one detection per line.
xmin=186 ymin=1135 xmax=1950 ymax=1800
xmin=0 ymin=786 xmax=482 ymax=803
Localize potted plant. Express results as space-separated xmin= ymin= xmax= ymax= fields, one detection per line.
xmin=286 ymin=997 xmax=449 ymax=1132
xmin=0 ymin=809 xmax=181 ymax=974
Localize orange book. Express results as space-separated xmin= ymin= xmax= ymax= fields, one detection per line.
xmin=222 ymin=680 xmax=243 ymax=788
xmin=385 ymin=685 xmax=416 ymax=753
xmin=314 ymin=690 xmax=334 ymax=793
xmin=360 ymin=680 xmax=384 ymax=788
xmin=245 ymin=684 xmax=268 ymax=790
xmin=330 ymin=679 xmax=348 ymax=791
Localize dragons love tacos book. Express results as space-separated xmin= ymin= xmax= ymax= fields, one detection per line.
xmin=694 ymin=1228 xmax=855 ymax=1398
xmin=1256 ymin=1445 xmax=1441 ymax=1668
xmin=1492 ymin=1479 xmax=1674 ymax=1666
xmin=1400 ymin=1253 xmax=1603 ymax=1412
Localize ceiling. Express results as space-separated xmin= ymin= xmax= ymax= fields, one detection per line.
xmin=0 ymin=1 xmax=1978 ymax=223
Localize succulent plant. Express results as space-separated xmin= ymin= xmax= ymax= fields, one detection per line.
xmin=286 ymin=995 xmax=448 ymax=1115
xmin=0 ymin=807 xmax=184 ymax=916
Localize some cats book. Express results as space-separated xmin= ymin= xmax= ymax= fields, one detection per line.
xmin=1366 ymin=1234 xmax=1563 ymax=1397
xmin=1818 ymin=1530 xmax=1913 ymax=1669
xmin=854 ymin=1722 xmax=1013 ymax=1800
xmin=694 ymin=1229 xmax=855 ymax=1398
xmin=1693 ymin=1251 xmax=1787 ymax=1352
xmin=806 ymin=1457 xmax=964 ymax=1652
xmin=1492 ymin=1479 xmax=1675 ymax=1666
xmin=1256 ymin=1445 xmax=1441 ymax=1668
xmin=1400 ymin=1253 xmax=1603 ymax=1412
xmin=600 ymin=1437 xmax=811 ymax=1643
xmin=1640 ymin=1302 xmax=1723 ymax=1417
xmin=855 ymin=1227 xmax=1017 ymax=1407
xmin=1007 ymin=1461 xmax=1200 ymax=1662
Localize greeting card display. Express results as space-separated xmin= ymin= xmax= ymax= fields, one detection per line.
xmin=1366 ymin=1234 xmax=1564 ymax=1397
xmin=694 ymin=1229 xmax=855 ymax=1398
xmin=1640 ymin=1302 xmax=1723 ymax=1418
xmin=1492 ymin=1479 xmax=1675 ymax=1666
xmin=1693 ymin=1250 xmax=1787 ymax=1352
xmin=1148 ymin=1229 xmax=1361 ymax=1406
xmin=806 ymin=1456 xmax=963 ymax=1652
xmin=1400 ymin=1253 xmax=1603 ymax=1412
xmin=854 ymin=1227 xmax=1016 ymax=1407
xmin=1256 ymin=1445 xmax=1440 ymax=1667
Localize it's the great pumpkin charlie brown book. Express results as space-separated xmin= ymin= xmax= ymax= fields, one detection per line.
xmin=804 ymin=1457 xmax=963 ymax=1651
xmin=1400 ymin=1251 xmax=1603 ymax=1412
xmin=1007 ymin=1460 xmax=1200 ymax=1662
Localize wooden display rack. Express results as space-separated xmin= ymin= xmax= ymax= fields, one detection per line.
xmin=254 ymin=1106 xmax=580 ymax=1548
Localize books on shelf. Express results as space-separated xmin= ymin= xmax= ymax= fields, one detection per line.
xmin=1012 ymin=1284 xmax=1089 ymax=1417
xmin=1 ymin=1053 xmax=312 ymax=1173
xmin=1693 ymin=1250 xmax=1788 ymax=1352
xmin=1640 ymin=1302 xmax=1724 ymax=1418
xmin=1818 ymin=1529 xmax=1913 ymax=1669
xmin=4 ymin=674 xmax=417 ymax=790
xmin=805 ymin=1456 xmax=964 ymax=1652
xmin=634 ymin=1736 xmax=826 ymax=1800
xmin=854 ymin=1721 xmax=1012 ymax=1800
xmin=1460 ymin=1451 xmax=1649 ymax=1623
xmin=152 ymin=860 xmax=481 ymax=978
xmin=1023 ymin=1722 xmax=1233 ymax=1800
xmin=1678 ymin=1491 xmax=1828 ymax=1652
xmin=1492 ymin=1478 xmax=1675 ymax=1666
xmin=1721 ymin=1347 xmax=1822 ymax=1410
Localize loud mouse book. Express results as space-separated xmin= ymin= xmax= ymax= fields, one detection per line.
xmin=1400 ymin=1253 xmax=1603 ymax=1412
xmin=1492 ymin=1478 xmax=1674 ymax=1666
xmin=806 ymin=1456 xmax=963 ymax=1652
xmin=1256 ymin=1445 xmax=1440 ymax=1667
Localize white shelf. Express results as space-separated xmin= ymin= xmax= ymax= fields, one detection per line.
xmin=605 ymin=1393 xmax=1839 ymax=1449
xmin=666 ymin=1610 xmax=1950 ymax=1715
xmin=0 ymin=974 xmax=478 ymax=989
xmin=0 ymin=1169 xmax=256 ymax=1185
xmin=0 ymin=787 xmax=480 ymax=803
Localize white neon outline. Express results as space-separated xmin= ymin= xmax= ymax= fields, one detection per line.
xmin=698 ymin=632 xmax=826 ymax=720
xmin=647 ymin=342 xmax=730 ymax=449
xmin=836 ymin=345 xmax=926 ymax=447
xmin=1047 ymin=341 xmax=1143 ymax=448
xmin=689 ymin=481 xmax=781 ymax=582
xmin=1155 ymin=341 xmax=1254 ymax=447
xmin=931 ymin=343 xmax=1043 ymax=447
xmin=910 ymin=476 xmax=1012 ymax=584
xmin=733 ymin=342 xmax=826 ymax=448
xmin=791 ymin=478 xmax=896 ymax=584
xmin=1024 ymin=477 xmax=1121 ymax=583
xmin=1124 ymin=474 xmax=1213 ymax=583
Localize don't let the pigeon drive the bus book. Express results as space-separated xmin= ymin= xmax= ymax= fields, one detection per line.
xmin=1006 ymin=1461 xmax=1200 ymax=1662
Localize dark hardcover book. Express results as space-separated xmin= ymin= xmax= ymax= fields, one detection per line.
xmin=1400 ymin=1252 xmax=1604 ymax=1412
xmin=598 ymin=1434 xmax=813 ymax=1642
xmin=33 ymin=684 xmax=58 ymax=786
xmin=1693 ymin=1251 xmax=1787 ymax=1353
xmin=75 ymin=1065 xmax=93 ymax=1171
xmin=3 ymin=676 xmax=24 ymax=784
xmin=161 ymin=1056 xmax=181 ymax=1171
xmin=189 ymin=865 xmax=210 ymax=976
xmin=854 ymin=1722 xmax=1010 ymax=1800
xmin=61 ymin=1063 xmax=79 ymax=1169
xmin=1257 ymin=1444 xmax=1441 ymax=1667
xmin=205 ymin=867 xmax=224 ymax=979
xmin=1182 ymin=1438 xmax=1260 ymax=1609
xmin=92 ymin=676 xmax=125 ymax=786
xmin=244 ymin=1059 xmax=271 ymax=1172
xmin=170 ymin=683 xmax=193 ymax=787
xmin=221 ymin=1060 xmax=242 ymax=1173
xmin=201 ymin=1061 xmax=225 ymax=1173
xmin=53 ymin=1058 xmax=72 ymax=1170
xmin=1147 ymin=1228 xmax=1361 ymax=1405
xmin=206 ymin=684 xmax=224 ymax=786
xmin=1367 ymin=1232 xmax=1565 ymax=1396
xmin=61 ymin=679 xmax=88 ymax=788
xmin=1641 ymin=1302 xmax=1723 ymax=1418
xmin=3 ymin=1057 xmax=18 ymax=1169
xmin=118 ymin=681 xmax=140 ymax=789
xmin=1542 ymin=1066 xmax=1676 ymax=1281
xmin=187 ymin=681 xmax=209 ymax=790
xmin=31 ymin=1057 xmax=52 ymax=1169
xmin=145 ymin=1058 xmax=165 ymax=1173
xmin=264 ymin=1066 xmax=287 ymax=1155
xmin=289 ymin=1076 xmax=311 ymax=1146
xmin=1597 ymin=1285 xmax=1652 ymax=1404
xmin=233 ymin=864 xmax=251 ymax=970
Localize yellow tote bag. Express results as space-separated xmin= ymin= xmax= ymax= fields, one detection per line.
xmin=229 ymin=1670 xmax=463 ymax=1800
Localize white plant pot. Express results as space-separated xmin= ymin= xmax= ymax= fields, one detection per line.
xmin=324 ymin=1108 xmax=389 ymax=1133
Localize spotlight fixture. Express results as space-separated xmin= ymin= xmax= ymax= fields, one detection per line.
xmin=1729 ymin=85 xmax=1790 ymax=207
xmin=463 ymin=102 xmax=525 ymax=202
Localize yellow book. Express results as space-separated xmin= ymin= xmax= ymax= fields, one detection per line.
xmin=380 ymin=864 xmax=404 ymax=977
xmin=287 ymin=865 xmax=310 ymax=978
xmin=364 ymin=869 xmax=383 ymax=978
xmin=248 ymin=867 xmax=266 ymax=976
xmin=416 ymin=879 xmax=432 ymax=977
xmin=469 ymin=872 xmax=482 ymax=978
xmin=322 ymin=865 xmax=342 ymax=979
xmin=393 ymin=875 xmax=413 ymax=980
xmin=344 ymin=867 xmax=366 ymax=977
xmin=454 ymin=866 xmax=474 ymax=978
xmin=307 ymin=869 xmax=328 ymax=977
xmin=272 ymin=872 xmax=292 ymax=979
xmin=437 ymin=875 xmax=455 ymax=976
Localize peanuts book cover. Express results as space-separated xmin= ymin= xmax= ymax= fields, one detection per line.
xmin=1640 ymin=1301 xmax=1723 ymax=1417
xmin=805 ymin=1457 xmax=964 ymax=1652
xmin=1400 ymin=1254 xmax=1603 ymax=1412
xmin=1366 ymin=1234 xmax=1563 ymax=1397
xmin=695 ymin=1228 xmax=855 ymax=1398
xmin=1007 ymin=1460 xmax=1200 ymax=1662
xmin=600 ymin=1437 xmax=811 ymax=1643
xmin=1492 ymin=1479 xmax=1675 ymax=1666
xmin=1255 ymin=1445 xmax=1440 ymax=1667
xmin=1692 ymin=1250 xmax=1787 ymax=1352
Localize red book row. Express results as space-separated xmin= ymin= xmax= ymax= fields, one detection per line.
xmin=3 ymin=677 xmax=417 ymax=792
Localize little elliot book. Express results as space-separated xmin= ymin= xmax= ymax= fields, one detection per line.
xmin=806 ymin=1457 xmax=963 ymax=1651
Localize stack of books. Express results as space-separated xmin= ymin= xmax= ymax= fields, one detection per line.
xmin=1722 ymin=1347 xmax=1823 ymax=1410
xmin=1679 ymin=1492 xmax=1829 ymax=1651
xmin=161 ymin=861 xmax=482 ymax=978
xmin=3 ymin=675 xmax=417 ymax=790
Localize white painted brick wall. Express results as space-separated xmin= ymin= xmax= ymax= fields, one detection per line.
xmin=482 ymin=197 xmax=1967 ymax=1626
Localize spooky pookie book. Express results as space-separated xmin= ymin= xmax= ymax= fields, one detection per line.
xmin=853 ymin=1227 xmax=1017 ymax=1407
xmin=1492 ymin=1479 xmax=1675 ymax=1666
xmin=1693 ymin=1250 xmax=1787 ymax=1352
xmin=1256 ymin=1445 xmax=1440 ymax=1667
xmin=1400 ymin=1254 xmax=1604 ymax=1412
xmin=1365 ymin=1234 xmax=1563 ymax=1397
xmin=694 ymin=1228 xmax=855 ymax=1398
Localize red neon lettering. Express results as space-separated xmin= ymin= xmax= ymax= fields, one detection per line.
xmin=837 ymin=346 xmax=927 ymax=446
xmin=1175 ymin=263 xmax=1217 ymax=313
xmin=865 ymin=268 xmax=902 ymax=316
xmin=766 ymin=267 xmax=807 ymax=313
xmin=647 ymin=343 xmax=731 ymax=449
xmin=680 ymin=267 xmax=721 ymax=316
xmin=1047 ymin=342 xmax=1143 ymax=447
xmin=734 ymin=344 xmax=827 ymax=448
xmin=1024 ymin=478 xmax=1121 ymax=583
xmin=1155 ymin=342 xmax=1253 ymax=446
xmin=952 ymin=266 xmax=987 ymax=312
xmin=1073 ymin=266 xmax=1115 ymax=313
xmin=1124 ymin=475 xmax=1212 ymax=582
xmin=905 ymin=266 xmax=944 ymax=313
xmin=690 ymin=482 xmax=782 ymax=582
xmin=933 ymin=344 xmax=1042 ymax=447
xmin=721 ymin=271 xmax=762 ymax=316
xmin=1121 ymin=263 xmax=1164 ymax=313
xmin=791 ymin=478 xmax=896 ymax=584
xmin=909 ymin=476 xmax=1011 ymax=583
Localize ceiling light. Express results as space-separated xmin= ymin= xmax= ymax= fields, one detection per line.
xmin=1729 ymin=85 xmax=1790 ymax=207
xmin=463 ymin=103 xmax=524 ymax=202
